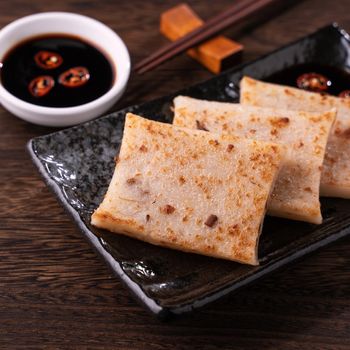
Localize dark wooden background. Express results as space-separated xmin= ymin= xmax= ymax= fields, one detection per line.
xmin=1 ymin=0 xmax=350 ymax=349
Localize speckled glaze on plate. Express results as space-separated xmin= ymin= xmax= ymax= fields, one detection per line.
xmin=28 ymin=24 xmax=350 ymax=319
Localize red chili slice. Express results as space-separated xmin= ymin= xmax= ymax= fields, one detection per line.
xmin=339 ymin=90 xmax=350 ymax=98
xmin=34 ymin=51 xmax=63 ymax=69
xmin=296 ymin=73 xmax=331 ymax=92
xmin=58 ymin=66 xmax=90 ymax=88
xmin=28 ymin=75 xmax=55 ymax=97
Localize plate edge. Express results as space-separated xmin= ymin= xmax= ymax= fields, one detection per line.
xmin=168 ymin=222 xmax=350 ymax=315
xmin=26 ymin=22 xmax=350 ymax=317
xmin=26 ymin=139 xmax=165 ymax=316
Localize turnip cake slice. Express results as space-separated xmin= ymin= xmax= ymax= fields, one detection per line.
xmin=240 ymin=76 xmax=349 ymax=199
xmin=173 ymin=95 xmax=335 ymax=224
xmin=91 ymin=113 xmax=285 ymax=265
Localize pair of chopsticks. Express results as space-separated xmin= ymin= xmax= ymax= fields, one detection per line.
xmin=134 ymin=0 xmax=282 ymax=74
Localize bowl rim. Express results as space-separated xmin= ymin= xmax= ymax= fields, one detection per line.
xmin=0 ymin=11 xmax=131 ymax=116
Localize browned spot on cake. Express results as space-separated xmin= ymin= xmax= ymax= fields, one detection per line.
xmin=139 ymin=144 xmax=148 ymax=152
xmin=304 ymin=187 xmax=312 ymax=192
xmin=228 ymin=224 xmax=239 ymax=236
xmin=249 ymin=116 xmax=257 ymax=123
xmin=271 ymin=145 xmax=278 ymax=153
xmin=160 ymin=204 xmax=175 ymax=214
xmin=250 ymin=153 xmax=260 ymax=162
xmin=284 ymin=88 xmax=295 ymax=96
xmin=196 ymin=218 xmax=203 ymax=226
xmin=192 ymin=153 xmax=198 ymax=160
xmin=179 ymin=175 xmax=186 ymax=184
xmin=179 ymin=158 xmax=187 ymax=166
xmin=216 ymin=235 xmax=224 ymax=242
xmin=146 ymin=214 xmax=150 ymax=222
xmin=254 ymin=195 xmax=266 ymax=207
xmin=93 ymin=211 xmax=145 ymax=232
xmin=270 ymin=117 xmax=290 ymax=128
xmin=146 ymin=124 xmax=156 ymax=135
xmin=196 ymin=120 xmax=208 ymax=131
xmin=194 ymin=176 xmax=210 ymax=195
xmin=186 ymin=207 xmax=194 ymax=214
xmin=227 ymin=144 xmax=234 ymax=152
xmin=126 ymin=178 xmax=137 ymax=185
xmin=166 ymin=228 xmax=177 ymax=242
xmin=314 ymin=145 xmax=323 ymax=155
xmin=270 ymin=128 xmax=278 ymax=136
xmin=243 ymin=95 xmax=251 ymax=102
xmin=248 ymin=79 xmax=256 ymax=86
xmin=209 ymin=139 xmax=219 ymax=146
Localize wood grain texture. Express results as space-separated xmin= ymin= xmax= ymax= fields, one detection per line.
xmin=0 ymin=0 xmax=350 ymax=348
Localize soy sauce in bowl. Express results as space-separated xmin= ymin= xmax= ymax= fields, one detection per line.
xmin=0 ymin=34 xmax=114 ymax=107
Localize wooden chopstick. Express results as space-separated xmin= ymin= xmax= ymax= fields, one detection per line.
xmin=134 ymin=0 xmax=257 ymax=72
xmin=134 ymin=0 xmax=281 ymax=74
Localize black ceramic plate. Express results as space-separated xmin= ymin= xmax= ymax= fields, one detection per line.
xmin=28 ymin=23 xmax=350 ymax=318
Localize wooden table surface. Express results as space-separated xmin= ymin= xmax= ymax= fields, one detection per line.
xmin=1 ymin=0 xmax=350 ymax=349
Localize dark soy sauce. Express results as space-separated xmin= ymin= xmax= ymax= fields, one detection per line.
xmin=0 ymin=34 xmax=114 ymax=107
xmin=266 ymin=63 xmax=350 ymax=96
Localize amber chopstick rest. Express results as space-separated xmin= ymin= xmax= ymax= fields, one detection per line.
xmin=160 ymin=3 xmax=244 ymax=73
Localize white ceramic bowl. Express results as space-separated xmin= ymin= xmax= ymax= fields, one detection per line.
xmin=0 ymin=12 xmax=130 ymax=127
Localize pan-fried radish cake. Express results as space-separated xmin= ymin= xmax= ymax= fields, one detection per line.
xmin=240 ymin=76 xmax=350 ymax=199
xmin=91 ymin=113 xmax=285 ymax=265
xmin=173 ymin=96 xmax=335 ymax=224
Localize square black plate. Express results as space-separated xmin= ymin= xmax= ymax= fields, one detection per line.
xmin=28 ymin=23 xmax=350 ymax=318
